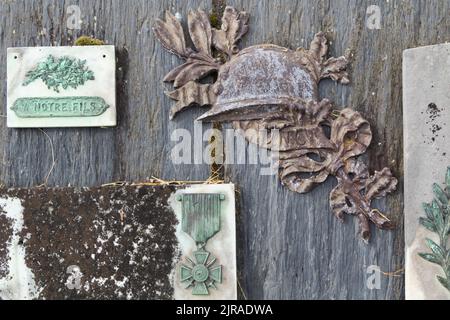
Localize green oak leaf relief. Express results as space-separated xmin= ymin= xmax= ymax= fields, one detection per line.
xmin=418 ymin=167 xmax=450 ymax=292
xmin=23 ymin=55 xmax=95 ymax=93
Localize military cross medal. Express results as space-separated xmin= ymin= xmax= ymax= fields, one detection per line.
xmin=177 ymin=193 xmax=224 ymax=295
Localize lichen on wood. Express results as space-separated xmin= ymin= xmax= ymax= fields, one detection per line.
xmin=74 ymin=36 xmax=105 ymax=46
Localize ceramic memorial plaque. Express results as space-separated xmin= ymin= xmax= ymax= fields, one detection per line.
xmin=0 ymin=183 xmax=236 ymax=300
xmin=404 ymin=43 xmax=450 ymax=300
xmin=7 ymin=46 xmax=116 ymax=128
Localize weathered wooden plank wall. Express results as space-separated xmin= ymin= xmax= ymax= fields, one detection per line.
xmin=224 ymin=0 xmax=449 ymax=300
xmin=0 ymin=0 xmax=448 ymax=299
xmin=0 ymin=0 xmax=213 ymax=188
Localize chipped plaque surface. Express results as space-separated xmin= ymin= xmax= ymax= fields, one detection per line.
xmin=7 ymin=46 xmax=116 ymax=128
xmin=0 ymin=184 xmax=236 ymax=300
xmin=404 ymin=43 xmax=450 ymax=300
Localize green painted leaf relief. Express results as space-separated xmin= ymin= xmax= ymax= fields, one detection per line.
xmin=418 ymin=167 xmax=450 ymax=292
xmin=418 ymin=253 xmax=442 ymax=266
xmin=419 ymin=217 xmax=436 ymax=232
xmin=23 ymin=55 xmax=95 ymax=93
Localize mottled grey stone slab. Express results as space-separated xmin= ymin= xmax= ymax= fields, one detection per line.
xmin=6 ymin=0 xmax=450 ymax=300
xmin=0 ymin=183 xmax=235 ymax=300
xmin=403 ymin=43 xmax=450 ymax=300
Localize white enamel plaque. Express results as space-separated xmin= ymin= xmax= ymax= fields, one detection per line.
xmin=404 ymin=43 xmax=450 ymax=300
xmin=7 ymin=46 xmax=116 ymax=128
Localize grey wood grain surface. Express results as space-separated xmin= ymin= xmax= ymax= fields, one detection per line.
xmin=0 ymin=0 xmax=448 ymax=299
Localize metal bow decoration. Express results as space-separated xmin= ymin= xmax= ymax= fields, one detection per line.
xmin=153 ymin=7 xmax=398 ymax=242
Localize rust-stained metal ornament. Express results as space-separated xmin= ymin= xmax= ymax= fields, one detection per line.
xmin=153 ymin=7 xmax=398 ymax=243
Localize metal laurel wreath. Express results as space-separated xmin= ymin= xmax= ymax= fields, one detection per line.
xmin=153 ymin=6 xmax=398 ymax=243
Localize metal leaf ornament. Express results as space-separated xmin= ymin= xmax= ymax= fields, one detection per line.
xmin=23 ymin=55 xmax=95 ymax=93
xmin=153 ymin=7 xmax=397 ymax=243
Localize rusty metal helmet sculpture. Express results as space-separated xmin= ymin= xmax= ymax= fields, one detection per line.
xmin=153 ymin=7 xmax=397 ymax=243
